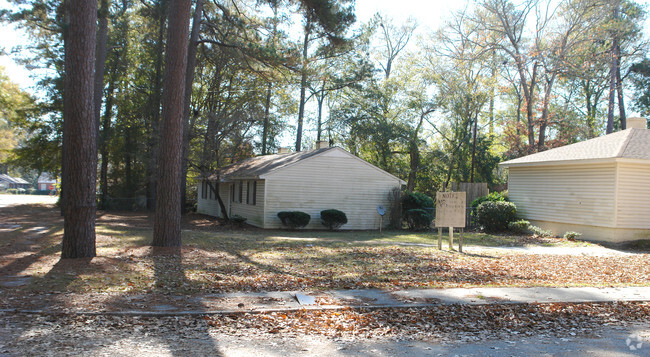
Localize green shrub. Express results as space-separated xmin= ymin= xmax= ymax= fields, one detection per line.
xmin=530 ymin=225 xmax=553 ymax=237
xmin=470 ymin=191 xmax=508 ymax=209
xmin=563 ymin=231 xmax=582 ymax=240
xmin=401 ymin=191 xmax=434 ymax=217
xmin=476 ymin=201 xmax=517 ymax=232
xmin=508 ymin=219 xmax=531 ymax=234
xmin=34 ymin=189 xmax=52 ymax=195
xmin=320 ymin=209 xmax=348 ymax=230
xmin=231 ymin=214 xmax=247 ymax=227
xmin=405 ymin=209 xmax=433 ymax=231
xmin=6 ymin=188 xmax=18 ymax=195
xmin=277 ymin=211 xmax=311 ymax=229
xmin=26 ymin=188 xmax=36 ymax=195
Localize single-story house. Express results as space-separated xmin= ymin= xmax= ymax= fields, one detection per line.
xmin=37 ymin=173 xmax=57 ymax=191
xmin=0 ymin=174 xmax=30 ymax=189
xmin=499 ymin=117 xmax=650 ymax=243
xmin=197 ymin=142 xmax=405 ymax=229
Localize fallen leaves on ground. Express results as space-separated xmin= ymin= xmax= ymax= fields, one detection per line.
xmin=205 ymin=302 xmax=650 ymax=340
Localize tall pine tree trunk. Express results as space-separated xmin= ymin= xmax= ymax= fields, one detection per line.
xmin=147 ymin=1 xmax=168 ymax=209
xmin=152 ymin=0 xmax=191 ymax=247
xmin=62 ymin=0 xmax=98 ymax=258
xmin=94 ymin=0 xmax=109 ymax=142
xmin=295 ymin=20 xmax=311 ymax=152
xmin=606 ymin=2 xmax=620 ymax=134
xmin=615 ymin=44 xmax=626 ymax=130
xmin=261 ymin=83 xmax=272 ymax=154
xmin=180 ymin=0 xmax=204 ymax=212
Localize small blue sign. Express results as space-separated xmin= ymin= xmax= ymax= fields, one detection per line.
xmin=377 ymin=205 xmax=386 ymax=216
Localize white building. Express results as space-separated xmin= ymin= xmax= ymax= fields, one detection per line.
xmin=500 ymin=117 xmax=650 ymax=243
xmin=197 ymin=143 xmax=405 ymax=229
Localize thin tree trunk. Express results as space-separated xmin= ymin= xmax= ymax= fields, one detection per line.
xmin=489 ymin=52 xmax=497 ymax=135
xmin=207 ymin=180 xmax=228 ymax=220
xmin=526 ymin=62 xmax=538 ymax=150
xmin=62 ymin=0 xmax=98 ymax=259
xmin=262 ymin=83 xmax=272 ymax=154
xmin=99 ymin=73 xmax=116 ymax=208
xmin=538 ymin=73 xmax=556 ymax=150
xmin=295 ymin=20 xmax=311 ymax=152
xmin=316 ymin=92 xmax=324 ymax=141
xmin=152 ymin=0 xmax=192 ymax=247
xmin=606 ymin=3 xmax=620 ymax=134
xmin=615 ymin=44 xmax=626 ymax=130
xmin=147 ymin=1 xmax=167 ymax=209
xmin=94 ymin=0 xmax=109 ymax=143
xmin=261 ymin=4 xmax=278 ymax=155
xmin=470 ymin=112 xmax=478 ymax=183
xmin=180 ymin=0 xmax=204 ymax=212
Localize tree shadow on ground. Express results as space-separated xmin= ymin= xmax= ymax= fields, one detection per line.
xmin=148 ymin=246 xmax=222 ymax=356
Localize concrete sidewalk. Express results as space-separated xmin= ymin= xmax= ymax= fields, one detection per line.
xmin=24 ymin=286 xmax=643 ymax=316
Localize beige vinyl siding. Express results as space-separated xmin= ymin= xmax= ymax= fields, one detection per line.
xmin=263 ymin=150 xmax=400 ymax=229
xmin=508 ymin=163 xmax=617 ymax=227
xmin=230 ymin=179 xmax=265 ymax=227
xmin=615 ymin=162 xmax=650 ymax=228
xmin=197 ymin=181 xmax=230 ymax=218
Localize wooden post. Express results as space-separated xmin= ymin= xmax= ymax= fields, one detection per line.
xmin=379 ymin=216 xmax=383 ymax=234
xmin=459 ymin=228 xmax=463 ymax=253
xmin=438 ymin=227 xmax=442 ymax=250
xmin=449 ymin=227 xmax=453 ymax=250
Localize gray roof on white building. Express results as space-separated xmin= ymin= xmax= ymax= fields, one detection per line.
xmin=500 ymin=128 xmax=650 ymax=167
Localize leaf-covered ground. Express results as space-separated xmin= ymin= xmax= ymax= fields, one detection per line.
xmin=206 ymin=302 xmax=650 ymax=339
xmin=1 ymin=203 xmax=648 ymax=311
xmin=1 ymin=302 xmax=648 ymax=356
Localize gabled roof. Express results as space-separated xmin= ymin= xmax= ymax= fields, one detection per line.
xmin=207 ymin=147 xmax=336 ymax=180
xmin=206 ymin=146 xmax=405 ymax=184
xmin=37 ymin=173 xmax=57 ymax=183
xmin=0 ymin=174 xmax=29 ymax=184
xmin=500 ymin=128 xmax=650 ymax=167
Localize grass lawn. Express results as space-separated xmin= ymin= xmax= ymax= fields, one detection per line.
xmin=1 ymin=204 xmax=648 ymax=298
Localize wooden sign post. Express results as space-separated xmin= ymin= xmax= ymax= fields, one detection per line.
xmin=435 ymin=191 xmax=466 ymax=252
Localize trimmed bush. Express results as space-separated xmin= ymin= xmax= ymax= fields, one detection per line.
xmin=401 ymin=191 xmax=434 ymax=216
xmin=231 ymin=214 xmax=247 ymax=227
xmin=470 ymin=191 xmax=508 ymax=209
xmin=563 ymin=231 xmax=582 ymax=240
xmin=277 ymin=211 xmax=311 ymax=229
xmin=320 ymin=209 xmax=348 ymax=230
xmin=26 ymin=188 xmax=36 ymax=195
xmin=6 ymin=189 xmax=18 ymax=194
xmin=405 ymin=209 xmax=433 ymax=231
xmin=508 ymin=219 xmax=531 ymax=234
xmin=530 ymin=225 xmax=553 ymax=238
xmin=476 ymin=201 xmax=517 ymax=232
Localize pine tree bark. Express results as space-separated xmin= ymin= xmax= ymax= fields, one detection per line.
xmin=295 ymin=19 xmax=311 ymax=152
xmin=180 ymin=0 xmax=204 ymax=212
xmin=95 ymin=0 xmax=109 ymax=208
xmin=615 ymin=44 xmax=626 ymax=130
xmin=606 ymin=2 xmax=620 ymax=134
xmin=61 ymin=0 xmax=98 ymax=259
xmin=152 ymin=0 xmax=192 ymax=247
xmin=147 ymin=1 xmax=168 ymax=210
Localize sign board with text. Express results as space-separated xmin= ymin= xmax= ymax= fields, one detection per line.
xmin=435 ymin=192 xmax=466 ymax=228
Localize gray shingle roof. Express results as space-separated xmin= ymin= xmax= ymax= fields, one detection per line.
xmin=500 ymin=128 xmax=650 ymax=167
xmin=207 ymin=147 xmax=335 ymax=180
xmin=0 ymin=174 xmax=29 ymax=184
